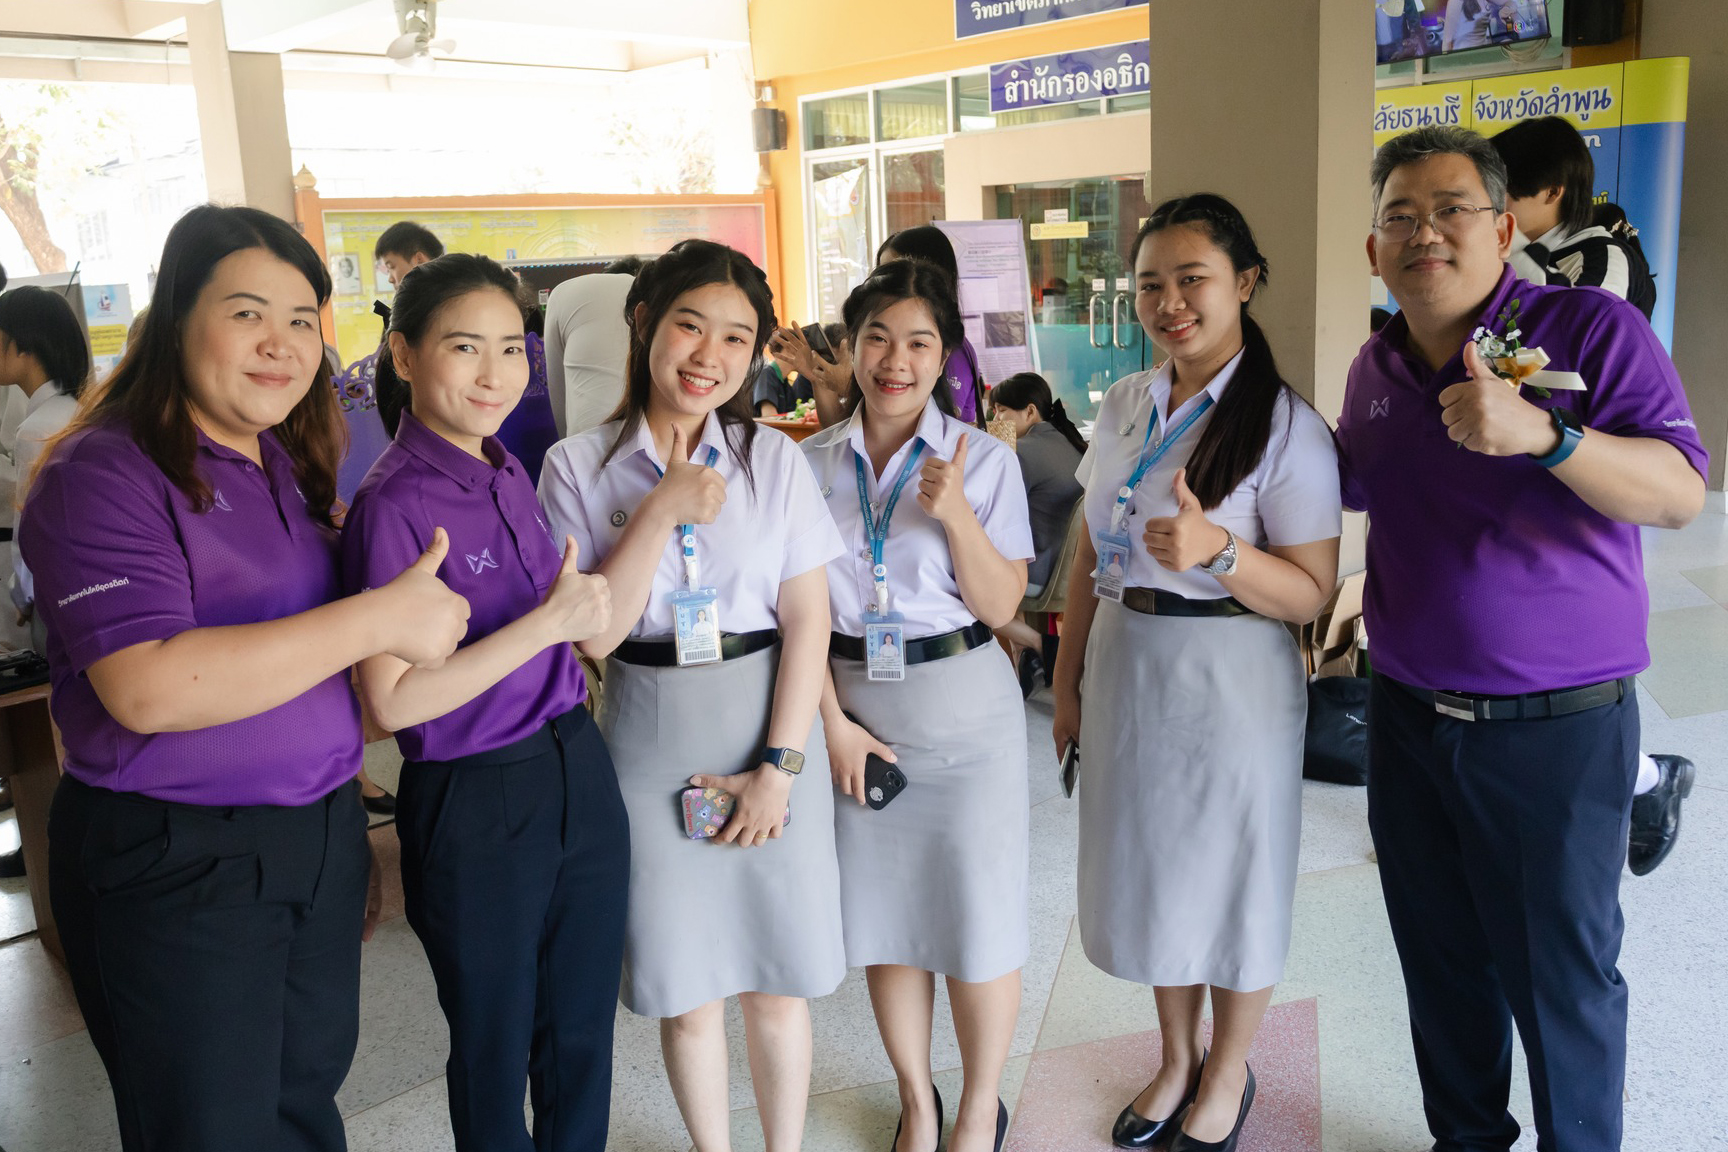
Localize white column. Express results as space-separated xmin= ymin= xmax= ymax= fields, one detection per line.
xmin=187 ymin=2 xmax=295 ymax=220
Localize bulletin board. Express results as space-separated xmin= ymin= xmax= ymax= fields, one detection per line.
xmin=294 ymin=188 xmax=780 ymax=365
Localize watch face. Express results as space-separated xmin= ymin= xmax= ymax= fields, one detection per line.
xmin=778 ymin=748 xmax=806 ymax=774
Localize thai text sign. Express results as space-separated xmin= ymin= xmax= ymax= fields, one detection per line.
xmin=989 ymin=41 xmax=1150 ymax=113
xmin=958 ymin=0 xmax=1146 ymax=40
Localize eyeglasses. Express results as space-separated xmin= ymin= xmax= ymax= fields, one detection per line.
xmin=1372 ymin=204 xmax=1497 ymax=244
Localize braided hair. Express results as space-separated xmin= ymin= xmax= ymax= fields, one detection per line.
xmin=1129 ymin=193 xmax=1300 ymax=512
xmin=989 ymin=372 xmax=1086 ymax=455
xmin=602 ymin=239 xmax=776 ymax=490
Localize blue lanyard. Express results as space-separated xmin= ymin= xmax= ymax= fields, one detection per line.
xmin=853 ymin=442 xmax=925 ymax=613
xmin=1110 ymin=395 xmax=1215 ymax=533
xmin=651 ymin=444 xmax=721 ymax=589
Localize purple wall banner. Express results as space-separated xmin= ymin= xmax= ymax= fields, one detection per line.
xmin=958 ymin=0 xmax=1147 ymax=41
xmin=989 ymin=41 xmax=1150 ymax=113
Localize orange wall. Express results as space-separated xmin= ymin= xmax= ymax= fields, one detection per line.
xmin=750 ymin=0 xmax=1151 ymax=321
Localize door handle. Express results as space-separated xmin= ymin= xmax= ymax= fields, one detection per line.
xmin=1110 ymin=293 xmax=1125 ymax=349
xmin=1088 ymin=294 xmax=1105 ymax=349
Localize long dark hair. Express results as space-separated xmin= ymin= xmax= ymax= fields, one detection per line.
xmin=0 ymin=286 xmax=92 ymax=399
xmin=841 ymin=259 xmax=962 ymax=421
xmin=877 ymin=225 xmax=959 ymax=287
xmin=1490 ymin=116 xmax=1596 ymax=235
xmin=375 ymin=253 xmax=531 ymax=437
xmin=1131 ymin=193 xmax=1298 ymax=512
xmin=43 ymin=204 xmax=343 ymax=525
xmin=603 ymin=239 xmax=775 ymax=486
xmin=990 ymin=372 xmax=1085 ymax=454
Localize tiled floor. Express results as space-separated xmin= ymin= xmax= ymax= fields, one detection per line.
xmin=4 ymin=498 xmax=1728 ymax=1151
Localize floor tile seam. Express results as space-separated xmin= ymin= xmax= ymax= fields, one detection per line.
xmin=338 ymin=1071 xmax=446 ymax=1122
xmin=1023 ymin=914 xmax=1078 ymax=1060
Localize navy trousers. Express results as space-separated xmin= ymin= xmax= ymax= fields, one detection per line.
xmin=49 ymin=774 xmax=369 ymax=1152
xmin=397 ymin=704 xmax=630 ymax=1152
xmin=1367 ymin=674 xmax=1637 ymax=1152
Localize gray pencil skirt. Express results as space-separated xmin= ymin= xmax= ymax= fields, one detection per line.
xmin=1076 ymin=599 xmax=1307 ymax=992
xmin=599 ymin=643 xmax=846 ymax=1018
xmin=830 ymin=640 xmax=1030 ymax=982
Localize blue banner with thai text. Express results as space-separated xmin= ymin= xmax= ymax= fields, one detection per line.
xmin=958 ymin=0 xmax=1147 ymax=41
xmin=988 ymin=41 xmax=1150 ymax=113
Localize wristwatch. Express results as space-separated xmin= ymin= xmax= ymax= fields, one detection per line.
xmin=762 ymin=747 xmax=805 ymax=776
xmin=1200 ymin=529 xmax=1239 ymax=577
xmin=1531 ymin=406 xmax=1584 ymax=469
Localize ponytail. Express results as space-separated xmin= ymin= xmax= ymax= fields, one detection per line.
xmin=1045 ymin=398 xmax=1088 ymax=456
xmin=990 ymin=371 xmax=1086 ymax=455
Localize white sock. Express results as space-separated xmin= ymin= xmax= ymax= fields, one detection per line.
xmin=1634 ymin=753 xmax=1660 ymax=796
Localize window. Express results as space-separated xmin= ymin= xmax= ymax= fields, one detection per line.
xmin=804 ymin=92 xmax=871 ymax=150
xmin=876 ymin=80 xmax=948 ymax=141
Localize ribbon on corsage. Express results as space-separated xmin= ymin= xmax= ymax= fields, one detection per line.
xmin=1471 ymin=298 xmax=1585 ymax=397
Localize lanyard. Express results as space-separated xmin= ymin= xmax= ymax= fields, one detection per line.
xmin=652 ymin=444 xmax=721 ymax=590
xmin=853 ymin=441 xmax=925 ymax=614
xmin=1110 ymin=394 xmax=1215 ymax=534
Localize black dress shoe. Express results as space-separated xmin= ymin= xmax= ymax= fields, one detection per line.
xmin=994 ymin=1095 xmax=1008 ymax=1152
xmin=888 ymin=1082 xmax=942 ymax=1152
xmin=362 ymin=789 xmax=397 ymax=817
xmin=0 ymin=847 xmax=24 ymax=879
xmin=1112 ymin=1051 xmax=1207 ymax=1148
xmin=1629 ymin=753 xmax=1694 ymax=876
xmin=1017 ymin=649 xmax=1042 ymax=699
xmin=1167 ymin=1063 xmax=1255 ymax=1152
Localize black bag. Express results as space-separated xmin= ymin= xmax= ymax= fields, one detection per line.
xmin=1592 ymin=203 xmax=1658 ymax=321
xmin=1303 ymin=676 xmax=1369 ymax=786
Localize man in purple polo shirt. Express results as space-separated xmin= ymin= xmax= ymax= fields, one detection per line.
xmin=1337 ymin=125 xmax=1705 ymax=1151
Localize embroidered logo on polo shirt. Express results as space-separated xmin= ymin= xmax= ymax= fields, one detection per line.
xmin=466 ymin=548 xmax=500 ymax=575
xmin=213 ymin=489 xmax=233 ymax=511
xmin=610 ymin=510 xmax=628 ymax=528
xmin=1369 ymin=398 xmax=1391 ymax=420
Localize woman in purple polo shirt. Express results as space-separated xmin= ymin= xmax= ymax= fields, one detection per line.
xmin=19 ymin=204 xmax=469 ymax=1152
xmin=341 ymin=253 xmax=625 ymax=1152
xmin=538 ymin=239 xmax=844 ymax=1152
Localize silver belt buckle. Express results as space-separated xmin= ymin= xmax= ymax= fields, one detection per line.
xmin=1433 ymin=693 xmax=1477 ymax=722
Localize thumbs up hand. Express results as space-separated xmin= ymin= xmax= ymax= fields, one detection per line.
xmin=1141 ymin=468 xmax=1232 ymax=573
xmin=916 ymin=432 xmax=974 ymax=527
xmin=538 ymin=535 xmax=611 ymax=644
xmin=650 ymin=423 xmax=728 ymax=527
xmin=380 ymin=527 xmax=471 ymax=668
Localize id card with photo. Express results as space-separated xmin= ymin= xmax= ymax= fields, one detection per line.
xmin=1093 ymin=530 xmax=1131 ymax=602
xmin=864 ymin=612 xmax=906 ymax=681
xmin=671 ymin=588 xmax=722 ymax=666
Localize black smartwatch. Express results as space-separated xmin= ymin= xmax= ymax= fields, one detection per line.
xmin=1531 ymin=406 xmax=1583 ymax=469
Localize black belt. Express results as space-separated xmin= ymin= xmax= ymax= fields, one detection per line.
xmin=830 ymin=620 xmax=992 ymax=666
xmin=612 ymin=628 xmax=778 ymax=668
xmin=1120 ymin=588 xmax=1252 ymax=618
xmin=1391 ymin=674 xmax=1634 ymax=722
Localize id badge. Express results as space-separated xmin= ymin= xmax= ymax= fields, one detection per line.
xmin=863 ymin=611 xmax=906 ymax=681
xmin=1093 ymin=530 xmax=1131 ymax=602
xmin=671 ymin=588 xmax=722 ymax=667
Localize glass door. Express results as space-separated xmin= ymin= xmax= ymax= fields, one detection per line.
xmin=994 ymin=175 xmax=1152 ymax=426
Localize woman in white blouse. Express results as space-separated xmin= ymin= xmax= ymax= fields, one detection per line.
xmin=537 ymin=240 xmax=844 ymax=1152
xmin=1051 ymin=195 xmax=1341 ymax=1152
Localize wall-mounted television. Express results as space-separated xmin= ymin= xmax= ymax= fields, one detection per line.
xmin=1377 ymin=0 xmax=1553 ymax=65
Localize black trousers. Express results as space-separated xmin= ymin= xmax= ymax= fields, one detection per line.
xmin=49 ymin=774 xmax=369 ymax=1152
xmin=397 ymin=704 xmax=630 ymax=1152
xmin=1367 ymin=674 xmax=1637 ymax=1152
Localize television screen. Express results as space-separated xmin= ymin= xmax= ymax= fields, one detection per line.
xmin=1376 ymin=0 xmax=1553 ymax=65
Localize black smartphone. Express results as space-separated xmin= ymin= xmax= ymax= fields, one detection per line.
xmin=1060 ymin=741 xmax=1079 ymax=799
xmin=801 ymin=322 xmax=838 ymax=364
xmin=863 ymin=754 xmax=908 ymax=810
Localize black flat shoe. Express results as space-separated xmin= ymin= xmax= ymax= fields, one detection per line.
xmin=1112 ymin=1050 xmax=1207 ymax=1149
xmin=888 ymin=1082 xmax=942 ymax=1152
xmin=362 ymin=789 xmax=397 ymax=816
xmin=1167 ymin=1063 xmax=1255 ymax=1152
xmin=994 ymin=1095 xmax=1008 ymax=1152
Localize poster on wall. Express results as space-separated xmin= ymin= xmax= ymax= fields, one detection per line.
xmin=319 ymin=203 xmax=769 ymax=364
xmin=935 ymin=218 xmax=1040 ymax=384
xmin=988 ymin=40 xmax=1150 ymax=113
xmin=81 ymin=283 xmax=133 ymax=381
xmin=957 ymin=0 xmax=1146 ymax=41
xmin=1371 ymin=57 xmax=1689 ymax=350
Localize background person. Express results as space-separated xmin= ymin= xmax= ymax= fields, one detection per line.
xmin=802 ymin=260 xmax=1033 ymax=1152
xmin=537 ymin=239 xmax=845 ymax=1152
xmin=20 ymin=204 xmax=469 ymax=1152
xmin=544 ymin=257 xmax=646 ymax=438
xmin=1051 ymin=194 xmax=1341 ymax=1152
xmin=375 ymin=220 xmax=446 ymax=290
xmin=1339 ymin=125 xmax=1705 ymax=1152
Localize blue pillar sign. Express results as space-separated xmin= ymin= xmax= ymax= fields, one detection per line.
xmin=958 ymin=0 xmax=1147 ymax=40
xmin=989 ymin=41 xmax=1150 ymax=113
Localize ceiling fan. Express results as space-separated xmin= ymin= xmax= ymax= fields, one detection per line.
xmin=387 ymin=0 xmax=455 ymax=70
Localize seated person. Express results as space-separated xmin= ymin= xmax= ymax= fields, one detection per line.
xmin=753 ymin=358 xmax=812 ymax=417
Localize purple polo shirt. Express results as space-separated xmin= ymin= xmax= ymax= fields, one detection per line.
xmin=19 ymin=423 xmax=362 ymax=806
xmin=1336 ymin=267 xmax=1707 ymax=695
xmin=342 ymin=410 xmax=585 ymax=763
